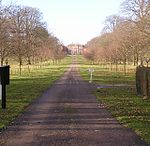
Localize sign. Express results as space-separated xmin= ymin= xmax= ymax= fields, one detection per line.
xmin=0 ymin=65 xmax=10 ymax=109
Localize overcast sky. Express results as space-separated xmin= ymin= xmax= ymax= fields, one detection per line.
xmin=3 ymin=0 xmax=123 ymax=45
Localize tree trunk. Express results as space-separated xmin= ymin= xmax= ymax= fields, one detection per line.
xmin=133 ymin=52 xmax=136 ymax=66
xmin=28 ymin=65 xmax=30 ymax=73
xmin=19 ymin=59 xmax=22 ymax=76
xmin=124 ymin=58 xmax=126 ymax=75
xmin=110 ymin=62 xmax=112 ymax=71
xmin=146 ymin=70 xmax=149 ymax=97
xmin=115 ymin=59 xmax=118 ymax=72
xmin=136 ymin=54 xmax=139 ymax=66
xmin=19 ymin=63 xmax=22 ymax=76
xmin=1 ymin=58 xmax=4 ymax=66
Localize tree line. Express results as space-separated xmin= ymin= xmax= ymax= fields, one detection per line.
xmin=0 ymin=1 xmax=67 ymax=74
xmin=84 ymin=0 xmax=150 ymax=73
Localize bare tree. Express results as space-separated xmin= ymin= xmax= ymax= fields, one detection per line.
xmin=0 ymin=4 xmax=11 ymax=66
xmin=22 ymin=7 xmax=44 ymax=65
xmin=102 ymin=15 xmax=124 ymax=33
xmin=121 ymin=0 xmax=150 ymax=34
xmin=9 ymin=6 xmax=27 ymax=75
xmin=84 ymin=0 xmax=149 ymax=71
xmin=0 ymin=2 xmax=66 ymax=74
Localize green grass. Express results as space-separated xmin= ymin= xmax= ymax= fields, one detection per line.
xmin=78 ymin=55 xmax=150 ymax=144
xmin=79 ymin=61 xmax=135 ymax=85
xmin=95 ymin=88 xmax=150 ymax=143
xmin=0 ymin=56 xmax=72 ymax=130
xmin=80 ymin=65 xmax=135 ymax=84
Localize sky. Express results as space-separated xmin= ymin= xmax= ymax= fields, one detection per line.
xmin=3 ymin=0 xmax=123 ymax=45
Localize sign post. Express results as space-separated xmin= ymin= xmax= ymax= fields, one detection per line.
xmin=2 ymin=84 xmax=6 ymax=109
xmin=88 ymin=68 xmax=94 ymax=83
xmin=0 ymin=84 xmax=2 ymax=100
xmin=0 ymin=65 xmax=10 ymax=109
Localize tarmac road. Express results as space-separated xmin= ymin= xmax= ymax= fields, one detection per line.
xmin=0 ymin=58 xmax=149 ymax=146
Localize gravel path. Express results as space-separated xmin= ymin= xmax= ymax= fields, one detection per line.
xmin=0 ymin=59 xmax=149 ymax=146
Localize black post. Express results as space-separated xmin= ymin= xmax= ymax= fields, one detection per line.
xmin=2 ymin=84 xmax=6 ymax=109
xmin=0 ymin=65 xmax=10 ymax=109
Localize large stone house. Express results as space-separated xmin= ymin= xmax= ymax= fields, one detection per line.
xmin=67 ymin=44 xmax=84 ymax=55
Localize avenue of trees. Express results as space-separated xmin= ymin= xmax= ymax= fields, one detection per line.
xmin=0 ymin=1 xmax=67 ymax=74
xmin=84 ymin=0 xmax=150 ymax=73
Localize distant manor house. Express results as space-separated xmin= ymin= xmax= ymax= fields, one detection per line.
xmin=67 ymin=44 xmax=84 ymax=55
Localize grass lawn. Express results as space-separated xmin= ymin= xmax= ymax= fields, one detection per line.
xmin=78 ymin=55 xmax=150 ymax=144
xmin=0 ymin=56 xmax=72 ymax=130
